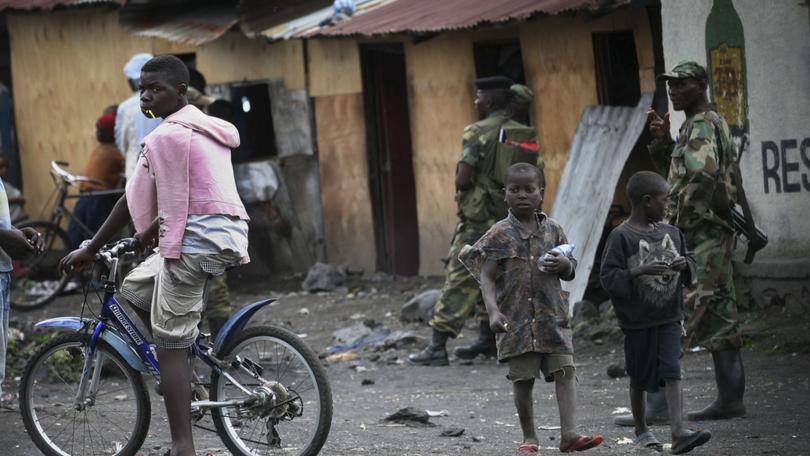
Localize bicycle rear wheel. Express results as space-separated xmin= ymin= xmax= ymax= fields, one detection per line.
xmin=210 ymin=326 xmax=332 ymax=456
xmin=20 ymin=332 xmax=151 ymax=456
xmin=11 ymin=220 xmax=72 ymax=310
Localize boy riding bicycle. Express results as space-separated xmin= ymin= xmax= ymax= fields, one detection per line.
xmin=61 ymin=55 xmax=249 ymax=456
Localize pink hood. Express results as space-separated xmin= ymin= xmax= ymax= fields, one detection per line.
xmin=127 ymin=104 xmax=249 ymax=260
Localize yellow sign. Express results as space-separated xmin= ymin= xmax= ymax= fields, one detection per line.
xmin=710 ymin=43 xmax=745 ymax=127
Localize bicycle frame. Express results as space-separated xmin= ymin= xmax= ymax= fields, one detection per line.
xmin=37 ymin=265 xmax=279 ymax=414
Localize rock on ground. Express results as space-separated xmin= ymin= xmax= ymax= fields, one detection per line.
xmin=401 ymin=289 xmax=441 ymax=323
xmin=302 ymin=262 xmax=347 ymax=292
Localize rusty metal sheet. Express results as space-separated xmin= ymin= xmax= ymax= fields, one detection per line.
xmin=550 ymin=92 xmax=653 ymax=314
xmin=0 ymin=0 xmax=121 ymax=12
xmin=259 ymin=0 xmax=390 ymax=41
xmin=119 ymin=2 xmax=237 ymax=46
xmin=290 ymin=0 xmax=627 ymax=38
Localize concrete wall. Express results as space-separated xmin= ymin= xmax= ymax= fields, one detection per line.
xmin=660 ymin=0 xmax=810 ymax=264
xmin=660 ymin=0 xmax=810 ymax=307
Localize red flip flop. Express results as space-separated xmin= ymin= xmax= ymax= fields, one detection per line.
xmin=517 ymin=442 xmax=539 ymax=453
xmin=561 ymin=435 xmax=604 ymax=452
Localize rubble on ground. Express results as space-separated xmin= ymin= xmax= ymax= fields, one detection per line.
xmin=302 ymin=262 xmax=347 ymax=292
xmin=401 ymin=289 xmax=441 ymax=323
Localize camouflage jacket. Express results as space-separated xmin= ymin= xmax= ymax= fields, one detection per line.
xmin=459 ymin=211 xmax=576 ymax=360
xmin=648 ymin=110 xmax=737 ymax=231
xmin=456 ymin=110 xmax=527 ymax=224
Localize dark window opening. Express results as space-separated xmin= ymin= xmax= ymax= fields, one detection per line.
xmin=227 ymin=83 xmax=277 ymax=163
xmin=592 ymin=31 xmax=642 ymax=106
xmin=473 ymin=40 xmax=525 ymax=83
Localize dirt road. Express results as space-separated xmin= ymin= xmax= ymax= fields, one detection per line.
xmin=2 ymin=274 xmax=808 ymax=455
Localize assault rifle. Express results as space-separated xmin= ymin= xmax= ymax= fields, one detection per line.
xmin=727 ymin=135 xmax=768 ymax=264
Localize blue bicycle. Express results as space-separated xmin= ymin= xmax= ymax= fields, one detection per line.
xmin=19 ymin=239 xmax=332 ymax=456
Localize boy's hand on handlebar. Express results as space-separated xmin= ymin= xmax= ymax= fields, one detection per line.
xmin=60 ymin=247 xmax=95 ymax=273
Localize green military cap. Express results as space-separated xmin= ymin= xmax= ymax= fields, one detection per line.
xmin=509 ymin=84 xmax=533 ymax=104
xmin=657 ymin=60 xmax=708 ymax=81
xmin=474 ymin=75 xmax=513 ymax=92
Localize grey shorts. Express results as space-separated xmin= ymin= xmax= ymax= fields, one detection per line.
xmin=506 ymin=352 xmax=575 ymax=383
xmin=120 ymin=251 xmax=240 ymax=349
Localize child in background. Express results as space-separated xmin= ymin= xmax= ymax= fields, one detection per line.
xmin=459 ymin=163 xmax=602 ymax=453
xmin=600 ymin=171 xmax=711 ymax=454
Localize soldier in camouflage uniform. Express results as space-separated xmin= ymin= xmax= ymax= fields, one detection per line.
xmin=409 ymin=76 xmax=531 ymax=366
xmin=616 ymin=61 xmax=745 ymax=426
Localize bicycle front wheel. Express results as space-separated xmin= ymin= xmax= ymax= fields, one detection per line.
xmin=211 ymin=326 xmax=333 ymax=456
xmin=20 ymin=332 xmax=151 ymax=456
xmin=11 ymin=220 xmax=72 ymax=310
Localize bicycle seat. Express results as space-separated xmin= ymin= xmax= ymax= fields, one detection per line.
xmin=50 ymin=160 xmax=105 ymax=187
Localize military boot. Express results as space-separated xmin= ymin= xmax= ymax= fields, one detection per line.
xmin=688 ymin=350 xmax=746 ymax=421
xmin=408 ymin=329 xmax=450 ymax=366
xmin=614 ymin=390 xmax=670 ymax=426
xmin=454 ymin=321 xmax=497 ymax=359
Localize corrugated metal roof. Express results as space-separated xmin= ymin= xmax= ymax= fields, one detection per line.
xmin=119 ymin=2 xmax=238 ymax=46
xmin=238 ymin=0 xmax=331 ymax=38
xmin=290 ymin=0 xmax=628 ymax=37
xmin=550 ymin=92 xmax=653 ymax=313
xmin=259 ymin=0 xmax=390 ymax=41
xmin=0 ymin=0 xmax=121 ymax=12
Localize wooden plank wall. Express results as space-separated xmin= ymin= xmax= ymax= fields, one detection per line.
xmin=404 ymin=34 xmax=477 ymax=276
xmin=519 ymin=7 xmax=656 ymax=209
xmin=308 ymin=39 xmax=376 ymax=272
xmin=197 ymin=32 xmax=305 ymax=89
xmin=7 ymin=8 xmax=193 ymax=218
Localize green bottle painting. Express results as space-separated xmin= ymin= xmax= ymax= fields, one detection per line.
xmin=705 ymin=0 xmax=749 ymax=138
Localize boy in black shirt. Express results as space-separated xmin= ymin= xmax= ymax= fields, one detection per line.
xmin=601 ymin=171 xmax=711 ymax=454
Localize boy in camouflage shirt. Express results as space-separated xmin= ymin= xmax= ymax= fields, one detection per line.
xmin=459 ymin=163 xmax=602 ymax=453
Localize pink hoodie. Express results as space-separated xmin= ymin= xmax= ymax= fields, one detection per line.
xmin=127 ymin=104 xmax=249 ymax=259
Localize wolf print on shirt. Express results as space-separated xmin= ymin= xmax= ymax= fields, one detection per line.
xmin=628 ymin=233 xmax=680 ymax=308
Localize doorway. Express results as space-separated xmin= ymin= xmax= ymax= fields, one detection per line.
xmin=360 ymin=43 xmax=420 ymax=275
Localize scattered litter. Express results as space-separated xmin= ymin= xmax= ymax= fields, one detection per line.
xmin=616 ymin=437 xmax=633 ymax=445
xmin=350 ymin=313 xmax=366 ymax=320
xmin=354 ymin=365 xmax=368 ymax=373
xmin=383 ymin=407 xmax=435 ymax=427
xmin=538 ymin=425 xmax=560 ymax=430
xmin=297 ymin=334 xmax=308 ymax=339
xmin=297 ymin=307 xmax=310 ymax=316
xmin=611 ymin=407 xmax=631 ymax=415
xmin=114 ymin=394 xmax=128 ymax=401
xmin=325 ymin=352 xmax=359 ymax=363
xmin=361 ymin=379 xmax=375 ymax=386
xmin=472 ymin=436 xmax=484 ymax=442
xmin=440 ymin=427 xmax=465 ymax=437
xmin=689 ymin=346 xmax=704 ymax=352
xmin=426 ymin=410 xmax=449 ymax=417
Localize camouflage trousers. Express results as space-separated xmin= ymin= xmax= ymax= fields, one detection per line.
xmin=683 ymin=224 xmax=742 ymax=352
xmin=205 ymin=272 xmax=232 ymax=321
xmin=430 ymin=222 xmax=490 ymax=336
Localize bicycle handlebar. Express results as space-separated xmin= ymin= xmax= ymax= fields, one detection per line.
xmin=93 ymin=238 xmax=140 ymax=266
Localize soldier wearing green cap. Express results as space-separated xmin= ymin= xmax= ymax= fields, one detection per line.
xmin=410 ymin=76 xmax=535 ymax=366
xmin=614 ymin=60 xmax=745 ymax=426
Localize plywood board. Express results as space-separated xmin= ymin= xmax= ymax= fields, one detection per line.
xmin=197 ymin=33 xmax=305 ymax=88
xmin=314 ymin=93 xmax=376 ymax=272
xmin=7 ymin=8 xmax=180 ymax=219
xmin=307 ymin=39 xmax=362 ymax=96
xmin=519 ymin=8 xmax=656 ymax=210
xmin=405 ymin=33 xmax=477 ymax=276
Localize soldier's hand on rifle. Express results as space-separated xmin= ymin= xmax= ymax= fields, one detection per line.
xmin=669 ymin=256 xmax=688 ymax=271
xmin=647 ymin=109 xmax=670 ymax=139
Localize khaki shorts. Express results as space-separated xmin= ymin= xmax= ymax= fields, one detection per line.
xmin=120 ymin=251 xmax=240 ymax=349
xmin=507 ymin=352 xmax=575 ymax=383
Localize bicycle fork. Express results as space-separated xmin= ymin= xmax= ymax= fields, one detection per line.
xmin=74 ymin=324 xmax=106 ymax=411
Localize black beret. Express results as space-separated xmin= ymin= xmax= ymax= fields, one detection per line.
xmin=474 ymin=76 xmax=513 ymax=92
